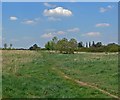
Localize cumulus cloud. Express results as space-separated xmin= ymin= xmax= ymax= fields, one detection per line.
xmin=44 ymin=2 xmax=56 ymax=8
xmin=67 ymin=28 xmax=80 ymax=32
xmin=83 ymin=32 xmax=101 ymax=37
xmin=22 ymin=20 xmax=36 ymax=25
xmin=43 ymin=7 xmax=73 ymax=17
xmin=100 ymin=5 xmax=113 ymax=13
xmin=96 ymin=23 xmax=110 ymax=27
xmin=10 ymin=16 xmax=18 ymax=21
xmin=48 ymin=17 xmax=61 ymax=21
xmin=41 ymin=33 xmax=54 ymax=38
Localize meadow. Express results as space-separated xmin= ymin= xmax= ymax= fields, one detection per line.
xmin=2 ymin=50 xmax=119 ymax=98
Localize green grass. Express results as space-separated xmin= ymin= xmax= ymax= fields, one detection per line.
xmin=2 ymin=50 xmax=118 ymax=98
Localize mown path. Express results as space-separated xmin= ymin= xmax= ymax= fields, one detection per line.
xmin=52 ymin=67 xmax=119 ymax=99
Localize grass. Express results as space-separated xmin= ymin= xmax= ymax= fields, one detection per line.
xmin=2 ymin=50 xmax=118 ymax=98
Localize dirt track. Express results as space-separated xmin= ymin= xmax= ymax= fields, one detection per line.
xmin=52 ymin=67 xmax=119 ymax=99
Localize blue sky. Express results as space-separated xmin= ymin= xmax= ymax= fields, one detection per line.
xmin=2 ymin=2 xmax=118 ymax=48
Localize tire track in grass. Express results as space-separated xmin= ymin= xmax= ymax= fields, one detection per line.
xmin=52 ymin=67 xmax=119 ymax=99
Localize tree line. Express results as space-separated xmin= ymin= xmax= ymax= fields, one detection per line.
xmin=2 ymin=36 xmax=120 ymax=53
xmin=44 ymin=37 xmax=120 ymax=54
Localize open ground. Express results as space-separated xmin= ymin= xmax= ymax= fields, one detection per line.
xmin=2 ymin=50 xmax=119 ymax=98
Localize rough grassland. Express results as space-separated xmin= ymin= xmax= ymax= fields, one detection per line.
xmin=2 ymin=50 xmax=118 ymax=98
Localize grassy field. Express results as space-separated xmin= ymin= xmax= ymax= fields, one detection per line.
xmin=2 ymin=50 xmax=118 ymax=98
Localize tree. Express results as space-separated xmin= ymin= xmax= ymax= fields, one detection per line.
xmin=56 ymin=38 xmax=77 ymax=54
xmin=45 ymin=41 xmax=51 ymax=50
xmin=68 ymin=38 xmax=77 ymax=54
xmin=45 ymin=41 xmax=54 ymax=50
xmin=56 ymin=38 xmax=68 ymax=53
xmin=78 ymin=41 xmax=83 ymax=48
xmin=4 ymin=43 xmax=7 ymax=49
xmin=92 ymin=41 xmax=95 ymax=47
xmin=10 ymin=44 xmax=12 ymax=49
xmin=86 ymin=42 xmax=88 ymax=48
xmin=29 ymin=44 xmax=40 ymax=50
xmin=89 ymin=42 xmax=91 ymax=47
xmin=52 ymin=36 xmax=58 ymax=51
xmin=106 ymin=43 xmax=119 ymax=52
xmin=52 ymin=36 xmax=58 ymax=44
xmin=96 ymin=42 xmax=102 ymax=47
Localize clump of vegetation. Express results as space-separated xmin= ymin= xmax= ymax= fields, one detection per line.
xmin=44 ymin=37 xmax=120 ymax=54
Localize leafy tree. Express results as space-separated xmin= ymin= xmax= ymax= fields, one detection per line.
xmin=89 ymin=42 xmax=91 ymax=47
xmin=45 ymin=41 xmax=54 ymax=50
xmin=52 ymin=36 xmax=58 ymax=51
xmin=68 ymin=38 xmax=77 ymax=54
xmin=86 ymin=42 xmax=88 ymax=48
xmin=56 ymin=38 xmax=77 ymax=54
xmin=29 ymin=44 xmax=40 ymax=50
xmin=4 ymin=43 xmax=7 ymax=49
xmin=52 ymin=36 xmax=58 ymax=44
xmin=45 ymin=37 xmax=58 ymax=51
xmin=78 ymin=41 xmax=83 ymax=48
xmin=92 ymin=41 xmax=95 ymax=47
xmin=96 ymin=42 xmax=102 ymax=47
xmin=45 ymin=41 xmax=51 ymax=50
xmin=10 ymin=44 xmax=12 ymax=49
xmin=56 ymin=38 xmax=68 ymax=53
xmin=107 ymin=43 xmax=119 ymax=52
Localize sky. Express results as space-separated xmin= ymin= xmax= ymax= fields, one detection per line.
xmin=1 ymin=0 xmax=120 ymax=2
xmin=2 ymin=2 xmax=118 ymax=48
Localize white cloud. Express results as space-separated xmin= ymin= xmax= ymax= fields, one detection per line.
xmin=41 ymin=30 xmax=66 ymax=38
xmin=44 ymin=2 xmax=56 ymax=8
xmin=22 ymin=20 xmax=36 ymax=25
xmin=96 ymin=23 xmax=110 ymax=27
xmin=100 ymin=5 xmax=113 ymax=13
xmin=67 ymin=28 xmax=80 ymax=32
xmin=41 ymin=33 xmax=54 ymax=38
xmin=43 ymin=7 xmax=73 ymax=17
xmin=100 ymin=7 xmax=107 ymax=13
xmin=41 ymin=27 xmax=80 ymax=38
xmin=10 ymin=16 xmax=18 ymax=21
xmin=48 ymin=17 xmax=61 ymax=21
xmin=84 ymin=32 xmax=101 ymax=37
xmin=22 ymin=17 xmax=41 ymax=25
xmin=107 ymin=5 xmax=112 ymax=9
xmin=56 ymin=31 xmax=66 ymax=35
